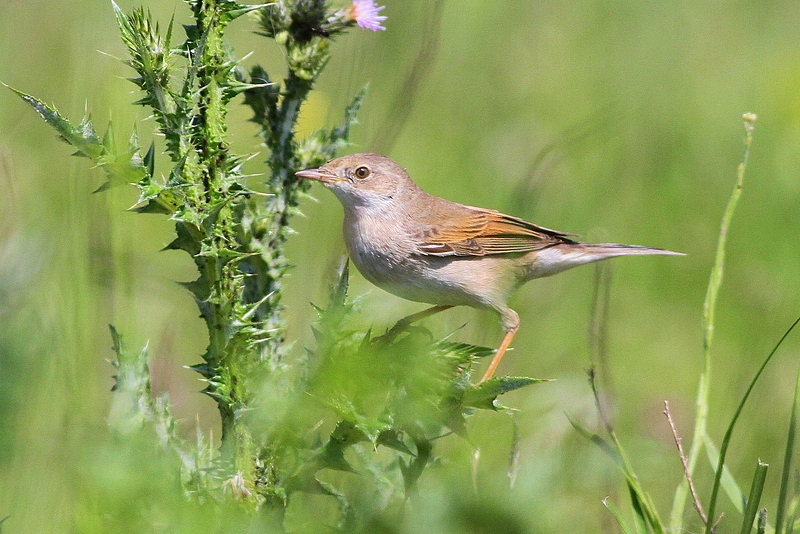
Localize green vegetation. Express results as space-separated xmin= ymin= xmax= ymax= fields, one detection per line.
xmin=2 ymin=1 xmax=800 ymax=533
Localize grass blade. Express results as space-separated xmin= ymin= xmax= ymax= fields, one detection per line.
xmin=702 ymin=433 xmax=745 ymax=515
xmin=704 ymin=315 xmax=800 ymax=534
xmin=603 ymin=496 xmax=639 ymax=534
xmin=671 ymin=112 xmax=756 ymax=530
xmin=776 ymin=359 xmax=800 ymax=534
xmin=574 ymin=371 xmax=665 ymax=534
xmin=739 ymin=461 xmax=769 ymax=534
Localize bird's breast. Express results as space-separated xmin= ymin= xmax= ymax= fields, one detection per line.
xmin=341 ymin=210 xmax=523 ymax=310
xmin=343 ymin=212 xmax=414 ymax=285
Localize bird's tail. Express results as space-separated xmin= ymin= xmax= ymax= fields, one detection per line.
xmin=527 ymin=243 xmax=684 ymax=279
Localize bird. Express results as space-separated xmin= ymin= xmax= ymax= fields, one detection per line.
xmin=295 ymin=153 xmax=682 ymax=382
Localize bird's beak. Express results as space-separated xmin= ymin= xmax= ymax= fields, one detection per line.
xmin=295 ymin=168 xmax=342 ymax=184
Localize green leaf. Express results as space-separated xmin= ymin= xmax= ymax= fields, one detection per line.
xmin=130 ymin=194 xmax=173 ymax=215
xmin=219 ymin=2 xmax=272 ymax=23
xmin=319 ymin=437 xmax=358 ymax=474
xmin=570 ymin=411 xmax=664 ymax=533
xmin=740 ymin=461 xmax=769 ymax=534
xmin=8 ymin=86 xmax=150 ymax=191
xmin=108 ymin=324 xmax=150 ymax=395
xmin=200 ymin=199 xmax=230 ymax=232
xmin=329 ymin=259 xmax=349 ymax=309
xmin=399 ymin=437 xmax=432 ymax=492
xmin=143 ymin=140 xmax=155 ymax=178
xmin=603 ymin=497 xmax=638 ymax=534
xmin=131 ymin=198 xmax=174 ymax=215
xmin=314 ymin=478 xmax=354 ymax=527
xmin=107 ymin=324 xmax=160 ymax=436
xmin=376 ymin=429 xmax=414 ymax=455
xmin=776 ymin=357 xmax=800 ymax=534
xmin=327 ymin=86 xmax=366 ymax=151
xmin=296 ymin=86 xmax=368 ymax=168
xmin=178 ymin=276 xmax=211 ymax=302
xmin=703 ymin=433 xmax=745 ymax=516
xmin=567 ymin=415 xmax=621 ymax=464
xmin=8 ymin=86 xmax=101 ymax=157
xmin=330 ymin=419 xmax=369 ymax=447
xmin=462 ymin=377 xmax=548 ymax=410
xmin=705 ymin=315 xmax=800 ymax=534
xmin=244 ymin=64 xmax=278 ymax=125
xmin=163 ymin=220 xmax=203 ymax=254
xmin=187 ymin=362 xmax=214 ymax=379
xmin=437 ymin=341 xmax=496 ymax=365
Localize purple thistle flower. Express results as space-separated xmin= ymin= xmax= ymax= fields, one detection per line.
xmin=346 ymin=0 xmax=387 ymax=31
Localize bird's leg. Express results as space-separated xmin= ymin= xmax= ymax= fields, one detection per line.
xmin=480 ymin=327 xmax=517 ymax=382
xmin=374 ymin=305 xmax=454 ymax=345
xmin=480 ymin=308 xmax=520 ymax=382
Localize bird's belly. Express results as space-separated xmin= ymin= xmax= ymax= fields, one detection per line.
xmin=348 ymin=241 xmax=522 ymax=311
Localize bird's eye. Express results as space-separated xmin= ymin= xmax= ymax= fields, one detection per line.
xmin=354 ymin=166 xmax=370 ymax=179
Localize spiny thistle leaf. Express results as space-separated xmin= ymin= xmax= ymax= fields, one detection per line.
xmin=436 ymin=341 xmax=495 ymax=366
xmin=330 ymin=260 xmax=349 ymax=309
xmin=317 ymin=438 xmax=358 ymax=474
xmin=462 ymin=377 xmax=548 ymax=411
xmin=164 ymin=220 xmax=203 ymax=254
xmin=297 ymin=87 xmax=367 ymax=168
xmin=142 ymin=140 xmax=156 ymax=178
xmin=219 ymin=2 xmax=273 ymax=23
xmin=130 ymin=187 xmax=181 ymax=214
xmin=376 ymin=429 xmax=414 ymax=455
xmin=243 ymin=65 xmax=278 ymax=125
xmin=109 ymin=324 xmax=150 ymax=392
xmin=107 ymin=324 xmax=153 ymax=433
xmin=329 ymin=86 xmax=366 ymax=149
xmin=399 ymin=438 xmax=432 ymax=492
xmin=8 ymin=86 xmax=150 ymax=191
xmin=8 ymin=88 xmax=100 ymax=158
xmin=330 ymin=419 xmax=369 ymax=447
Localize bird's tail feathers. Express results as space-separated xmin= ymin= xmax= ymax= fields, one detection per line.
xmin=527 ymin=242 xmax=683 ymax=278
xmin=578 ymin=243 xmax=684 ymax=257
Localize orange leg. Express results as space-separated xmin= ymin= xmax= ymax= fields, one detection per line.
xmin=480 ymin=324 xmax=518 ymax=383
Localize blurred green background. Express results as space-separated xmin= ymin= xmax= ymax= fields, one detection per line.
xmin=2 ymin=0 xmax=800 ymax=532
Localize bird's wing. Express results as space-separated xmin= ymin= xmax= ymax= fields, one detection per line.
xmin=413 ymin=205 xmax=579 ymax=257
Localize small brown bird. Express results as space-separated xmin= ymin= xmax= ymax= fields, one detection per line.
xmin=296 ymin=153 xmax=682 ymax=382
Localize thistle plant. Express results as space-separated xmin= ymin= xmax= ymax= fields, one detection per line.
xmin=12 ymin=0 xmax=537 ymax=528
